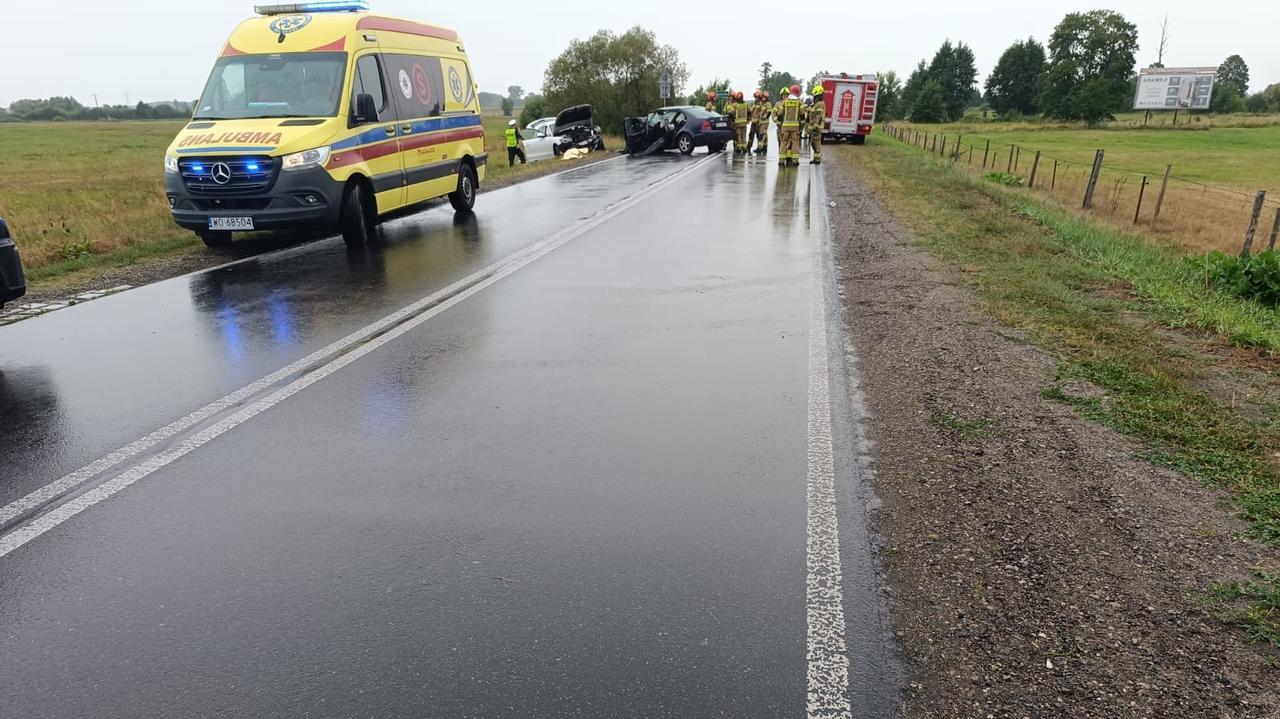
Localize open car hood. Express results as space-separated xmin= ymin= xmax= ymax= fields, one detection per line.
xmin=554 ymin=105 xmax=596 ymax=134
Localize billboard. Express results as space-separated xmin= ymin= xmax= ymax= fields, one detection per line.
xmin=1133 ymin=67 xmax=1218 ymax=110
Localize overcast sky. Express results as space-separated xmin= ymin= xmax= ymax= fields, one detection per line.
xmin=2 ymin=0 xmax=1277 ymax=107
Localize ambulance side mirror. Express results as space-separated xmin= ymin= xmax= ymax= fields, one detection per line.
xmin=352 ymin=93 xmax=379 ymax=125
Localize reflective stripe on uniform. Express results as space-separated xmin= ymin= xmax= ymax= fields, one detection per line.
xmin=782 ymin=99 xmax=801 ymax=127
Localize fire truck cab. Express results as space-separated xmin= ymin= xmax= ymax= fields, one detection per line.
xmin=816 ymin=73 xmax=879 ymax=145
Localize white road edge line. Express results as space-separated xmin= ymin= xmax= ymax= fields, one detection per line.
xmin=0 ymin=155 xmax=712 ymax=553
xmin=805 ymin=165 xmax=852 ymax=719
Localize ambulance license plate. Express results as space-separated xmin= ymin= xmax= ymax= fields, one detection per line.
xmin=208 ymin=217 xmax=254 ymax=231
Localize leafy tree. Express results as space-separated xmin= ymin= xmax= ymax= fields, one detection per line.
xmin=1216 ymin=55 xmax=1249 ymax=96
xmin=925 ymin=41 xmax=978 ymax=121
xmin=910 ymin=79 xmax=948 ymax=123
xmin=507 ymin=85 xmax=525 ymax=103
xmin=901 ymin=60 xmax=929 ymax=113
xmin=1245 ymin=85 xmax=1280 ymax=114
xmin=518 ymin=94 xmax=550 ymax=126
xmin=687 ymin=78 xmax=731 ymax=111
xmin=874 ymin=70 xmax=903 ymax=120
xmin=501 ymin=96 xmax=514 ymax=116
xmin=1038 ymin=10 xmax=1139 ymax=124
xmin=985 ymin=38 xmax=1045 ymax=116
xmin=1209 ymin=84 xmax=1246 ymax=114
xmin=542 ymin=26 xmax=688 ymax=136
xmin=758 ymin=61 xmax=799 ymax=98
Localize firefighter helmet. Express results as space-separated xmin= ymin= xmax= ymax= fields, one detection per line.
xmin=812 ymin=84 xmax=825 ymax=96
xmin=708 ymin=91 xmax=717 ymax=100
xmin=790 ymin=84 xmax=800 ymax=96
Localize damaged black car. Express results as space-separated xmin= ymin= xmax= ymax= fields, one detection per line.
xmin=551 ymin=104 xmax=606 ymax=156
xmin=624 ymin=106 xmax=733 ymax=156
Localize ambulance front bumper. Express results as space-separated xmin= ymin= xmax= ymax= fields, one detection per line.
xmin=165 ymin=165 xmax=344 ymax=232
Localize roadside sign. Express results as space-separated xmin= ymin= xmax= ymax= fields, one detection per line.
xmin=659 ymin=70 xmax=670 ymax=102
xmin=1133 ymin=67 xmax=1217 ymax=110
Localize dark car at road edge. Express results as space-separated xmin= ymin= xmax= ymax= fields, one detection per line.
xmin=624 ymin=106 xmax=733 ymax=156
xmin=0 ymin=219 xmax=26 ymax=309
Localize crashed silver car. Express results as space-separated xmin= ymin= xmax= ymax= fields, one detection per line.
xmin=550 ymin=105 xmax=606 ymax=156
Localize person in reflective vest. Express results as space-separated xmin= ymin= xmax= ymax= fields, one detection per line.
xmin=807 ymin=84 xmax=826 ymax=164
xmin=777 ymin=87 xmax=789 ymax=146
xmin=751 ymin=90 xmax=772 ymax=155
xmin=705 ymin=90 xmax=718 ymax=114
xmin=721 ymin=92 xmax=738 ymax=151
xmin=505 ymin=119 xmax=526 ymax=168
xmin=774 ymin=85 xmax=803 ymax=166
xmin=731 ymin=91 xmax=751 ymax=154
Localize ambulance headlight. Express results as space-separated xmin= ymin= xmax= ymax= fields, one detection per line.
xmin=164 ymin=155 xmax=179 ymax=174
xmin=281 ymin=146 xmax=331 ymax=171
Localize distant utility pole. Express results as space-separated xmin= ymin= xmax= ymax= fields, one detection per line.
xmin=92 ymin=92 xmax=99 ymax=108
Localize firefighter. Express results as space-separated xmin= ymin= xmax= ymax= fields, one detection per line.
xmin=775 ymin=84 xmax=803 ymax=166
xmin=807 ymin=84 xmax=825 ymax=164
xmin=705 ymin=90 xmax=717 ymax=114
xmin=728 ymin=91 xmax=749 ymax=154
xmin=505 ymin=119 xmax=526 ymax=168
xmin=776 ymin=87 xmax=789 ymax=147
xmin=753 ymin=90 xmax=772 ymax=155
xmin=721 ymin=92 xmax=738 ymax=153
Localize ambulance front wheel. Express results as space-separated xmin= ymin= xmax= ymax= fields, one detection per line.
xmin=449 ymin=164 xmax=477 ymax=214
xmin=341 ymin=181 xmax=377 ymax=248
xmin=198 ymin=230 xmax=232 ymax=248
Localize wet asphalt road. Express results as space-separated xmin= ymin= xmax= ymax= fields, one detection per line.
xmin=0 ymin=151 xmax=898 ymax=717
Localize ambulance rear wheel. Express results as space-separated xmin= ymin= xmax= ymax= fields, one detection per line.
xmin=198 ymin=231 xmax=232 ymax=248
xmin=449 ymin=164 xmax=477 ymax=214
xmin=340 ymin=182 xmax=375 ymax=247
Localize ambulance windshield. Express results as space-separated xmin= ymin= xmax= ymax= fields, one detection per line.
xmin=194 ymin=52 xmax=348 ymax=120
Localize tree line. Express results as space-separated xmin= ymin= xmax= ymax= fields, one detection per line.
xmin=873 ymin=10 xmax=1276 ymax=125
xmin=0 ymin=96 xmax=193 ymax=123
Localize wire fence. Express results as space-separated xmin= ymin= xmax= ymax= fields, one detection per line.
xmin=880 ymin=123 xmax=1280 ymax=257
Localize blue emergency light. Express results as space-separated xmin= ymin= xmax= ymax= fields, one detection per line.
xmin=254 ymin=1 xmax=369 ymax=15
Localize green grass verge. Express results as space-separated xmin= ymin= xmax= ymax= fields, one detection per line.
xmin=844 ymin=134 xmax=1280 ymax=640
xmin=893 ymin=120 xmax=1280 ymax=190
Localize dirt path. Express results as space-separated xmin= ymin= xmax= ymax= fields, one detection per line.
xmin=824 ymin=149 xmax=1279 ymax=717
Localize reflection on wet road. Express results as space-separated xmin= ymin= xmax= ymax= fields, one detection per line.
xmin=0 ymin=151 xmax=898 ymax=718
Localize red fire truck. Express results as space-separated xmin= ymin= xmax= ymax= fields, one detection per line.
xmin=816 ymin=73 xmax=879 ymax=145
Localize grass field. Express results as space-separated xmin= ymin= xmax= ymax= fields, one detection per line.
xmin=0 ymin=117 xmax=612 ymax=283
xmin=890 ymin=120 xmax=1280 ymax=255
xmin=843 ymin=136 xmax=1280 ymax=641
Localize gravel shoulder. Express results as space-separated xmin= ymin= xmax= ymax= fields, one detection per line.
xmin=824 ymin=148 xmax=1280 ymax=717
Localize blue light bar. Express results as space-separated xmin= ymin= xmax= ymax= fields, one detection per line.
xmin=246 ymin=163 xmax=261 ymax=172
xmin=254 ymin=1 xmax=369 ymax=14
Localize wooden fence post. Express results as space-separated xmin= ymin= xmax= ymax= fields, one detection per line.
xmin=1269 ymin=207 xmax=1280 ymax=251
xmin=1014 ymin=145 xmax=1021 ymax=173
xmin=1133 ymin=176 xmax=1148 ymax=223
xmin=954 ymin=134 xmax=962 ymax=159
xmin=1083 ymin=150 xmax=1104 ymax=209
xmin=1028 ymin=151 xmax=1041 ymax=188
xmin=968 ymin=145 xmax=973 ymax=164
xmin=1150 ymin=164 xmax=1172 ymax=229
xmin=940 ymin=136 xmax=947 ymax=157
xmin=1007 ymin=145 xmax=1014 ymax=173
xmin=1051 ymin=160 xmax=1058 ymax=190
xmin=1241 ymin=190 xmax=1268 ymax=257
xmin=982 ymin=140 xmax=990 ymax=168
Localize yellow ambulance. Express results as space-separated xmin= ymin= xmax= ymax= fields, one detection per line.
xmin=164 ymin=1 xmax=485 ymax=247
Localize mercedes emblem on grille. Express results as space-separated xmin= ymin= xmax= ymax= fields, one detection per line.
xmin=210 ymin=162 xmax=233 ymax=185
